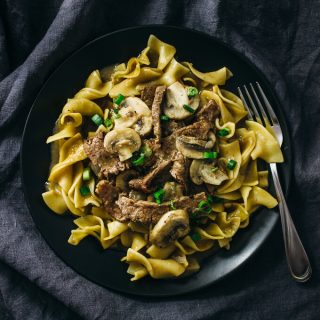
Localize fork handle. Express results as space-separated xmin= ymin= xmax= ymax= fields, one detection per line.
xmin=270 ymin=163 xmax=312 ymax=282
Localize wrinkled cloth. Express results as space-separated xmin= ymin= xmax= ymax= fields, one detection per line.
xmin=0 ymin=1 xmax=320 ymax=319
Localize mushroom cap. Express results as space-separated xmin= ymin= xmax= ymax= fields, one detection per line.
xmin=190 ymin=159 xmax=229 ymax=185
xmin=114 ymin=97 xmax=153 ymax=136
xmin=164 ymin=82 xmax=200 ymax=120
xmin=176 ymin=135 xmax=215 ymax=159
xmin=150 ymin=209 xmax=190 ymax=248
xmin=104 ymin=128 xmax=141 ymax=161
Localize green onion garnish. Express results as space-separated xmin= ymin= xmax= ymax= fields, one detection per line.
xmin=82 ymin=168 xmax=91 ymax=181
xmin=91 ymin=114 xmax=103 ymax=126
xmin=187 ymin=87 xmax=199 ymax=97
xmin=160 ymin=115 xmax=170 ymax=121
xmin=198 ymin=200 xmax=212 ymax=214
xmin=227 ymin=159 xmax=237 ymax=170
xmin=183 ymin=104 xmax=195 ymax=113
xmin=217 ymin=128 xmax=230 ymax=137
xmin=153 ymin=188 xmax=165 ymax=204
xmin=191 ymin=233 xmax=201 ymax=242
xmin=80 ymin=185 xmax=90 ymax=196
xmin=211 ymin=166 xmax=218 ymax=172
xmin=203 ymin=151 xmax=218 ymax=159
xmin=104 ymin=118 xmax=113 ymax=127
xmin=113 ymin=94 xmax=125 ymax=105
xmin=131 ymin=153 xmax=145 ymax=166
xmin=114 ymin=108 xmax=119 ymax=114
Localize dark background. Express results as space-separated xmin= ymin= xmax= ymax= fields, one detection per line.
xmin=0 ymin=0 xmax=319 ymax=319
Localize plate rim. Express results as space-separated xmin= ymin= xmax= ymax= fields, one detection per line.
xmin=20 ymin=24 xmax=292 ymax=297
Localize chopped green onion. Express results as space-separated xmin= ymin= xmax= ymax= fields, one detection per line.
xmin=104 ymin=118 xmax=113 ymax=127
xmin=82 ymin=168 xmax=91 ymax=181
xmin=170 ymin=200 xmax=176 ymax=210
xmin=187 ymin=87 xmax=199 ymax=97
xmin=91 ymin=114 xmax=103 ymax=126
xmin=217 ymin=128 xmax=230 ymax=137
xmin=153 ymin=189 xmax=165 ymax=204
xmin=183 ymin=104 xmax=195 ymax=113
xmin=211 ymin=166 xmax=218 ymax=172
xmin=203 ymin=151 xmax=218 ymax=159
xmin=113 ymin=94 xmax=125 ymax=105
xmin=131 ymin=153 xmax=145 ymax=166
xmin=160 ymin=115 xmax=170 ymax=121
xmin=227 ymin=159 xmax=237 ymax=170
xmin=191 ymin=233 xmax=201 ymax=242
xmin=114 ymin=108 xmax=119 ymax=114
xmin=198 ymin=200 xmax=212 ymax=214
xmin=80 ymin=185 xmax=90 ymax=196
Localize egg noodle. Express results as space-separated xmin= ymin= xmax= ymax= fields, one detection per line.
xmin=42 ymin=35 xmax=283 ymax=281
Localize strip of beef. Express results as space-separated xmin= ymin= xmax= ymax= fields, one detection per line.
xmin=115 ymin=192 xmax=207 ymax=224
xmin=162 ymin=120 xmax=185 ymax=137
xmin=177 ymin=119 xmax=212 ymax=139
xmin=83 ymin=131 xmax=129 ymax=178
xmin=129 ymin=160 xmax=172 ymax=193
xmin=83 ymin=131 xmax=109 ymax=168
xmin=196 ymin=99 xmax=220 ymax=123
xmin=170 ymin=151 xmax=189 ymax=191
xmin=101 ymin=156 xmax=130 ymax=178
xmin=151 ymin=86 xmax=166 ymax=143
xmin=96 ymin=180 xmax=119 ymax=209
xmin=140 ymin=86 xmax=157 ymax=108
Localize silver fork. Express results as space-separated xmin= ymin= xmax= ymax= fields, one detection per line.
xmin=238 ymin=82 xmax=312 ymax=282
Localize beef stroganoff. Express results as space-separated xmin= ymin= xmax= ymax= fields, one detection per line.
xmin=42 ymin=35 xmax=283 ymax=281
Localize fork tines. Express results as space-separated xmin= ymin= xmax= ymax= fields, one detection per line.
xmin=238 ymin=82 xmax=277 ymax=128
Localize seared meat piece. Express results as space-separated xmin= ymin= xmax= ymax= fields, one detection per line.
xmin=162 ymin=120 xmax=185 ymax=137
xmin=152 ymin=86 xmax=166 ymax=142
xmin=83 ymin=131 xmax=130 ymax=178
xmin=101 ymin=156 xmax=130 ymax=178
xmin=96 ymin=180 xmax=119 ymax=209
xmin=83 ymin=131 xmax=109 ymax=168
xmin=177 ymin=120 xmax=212 ymax=139
xmin=129 ymin=160 xmax=172 ymax=193
xmin=170 ymin=152 xmax=189 ymax=191
xmin=115 ymin=192 xmax=207 ymax=224
xmin=140 ymin=86 xmax=157 ymax=108
xmin=196 ymin=99 xmax=220 ymax=123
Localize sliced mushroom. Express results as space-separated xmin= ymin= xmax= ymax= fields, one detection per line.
xmin=164 ymin=82 xmax=200 ymax=120
xmin=104 ymin=128 xmax=141 ymax=161
xmin=190 ymin=159 xmax=228 ymax=185
xmin=114 ymin=97 xmax=152 ymax=136
xmin=150 ymin=209 xmax=190 ymax=247
xmin=116 ymin=170 xmax=139 ymax=192
xmin=163 ymin=182 xmax=184 ymax=201
xmin=176 ymin=135 xmax=215 ymax=159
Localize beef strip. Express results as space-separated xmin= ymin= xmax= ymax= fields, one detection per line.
xmin=170 ymin=151 xmax=189 ymax=191
xmin=83 ymin=131 xmax=129 ymax=179
xmin=95 ymin=180 xmax=119 ymax=208
xmin=115 ymin=192 xmax=207 ymax=224
xmin=129 ymin=160 xmax=172 ymax=193
xmin=140 ymin=86 xmax=157 ymax=108
xmin=151 ymin=86 xmax=166 ymax=143
xmin=83 ymin=131 xmax=109 ymax=168
xmin=196 ymin=99 xmax=220 ymax=123
xmin=162 ymin=120 xmax=185 ymax=137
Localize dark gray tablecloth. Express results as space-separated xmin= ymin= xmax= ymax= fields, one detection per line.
xmin=1 ymin=1 xmax=319 ymax=319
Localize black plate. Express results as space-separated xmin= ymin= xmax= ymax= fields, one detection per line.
xmin=21 ymin=25 xmax=291 ymax=296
